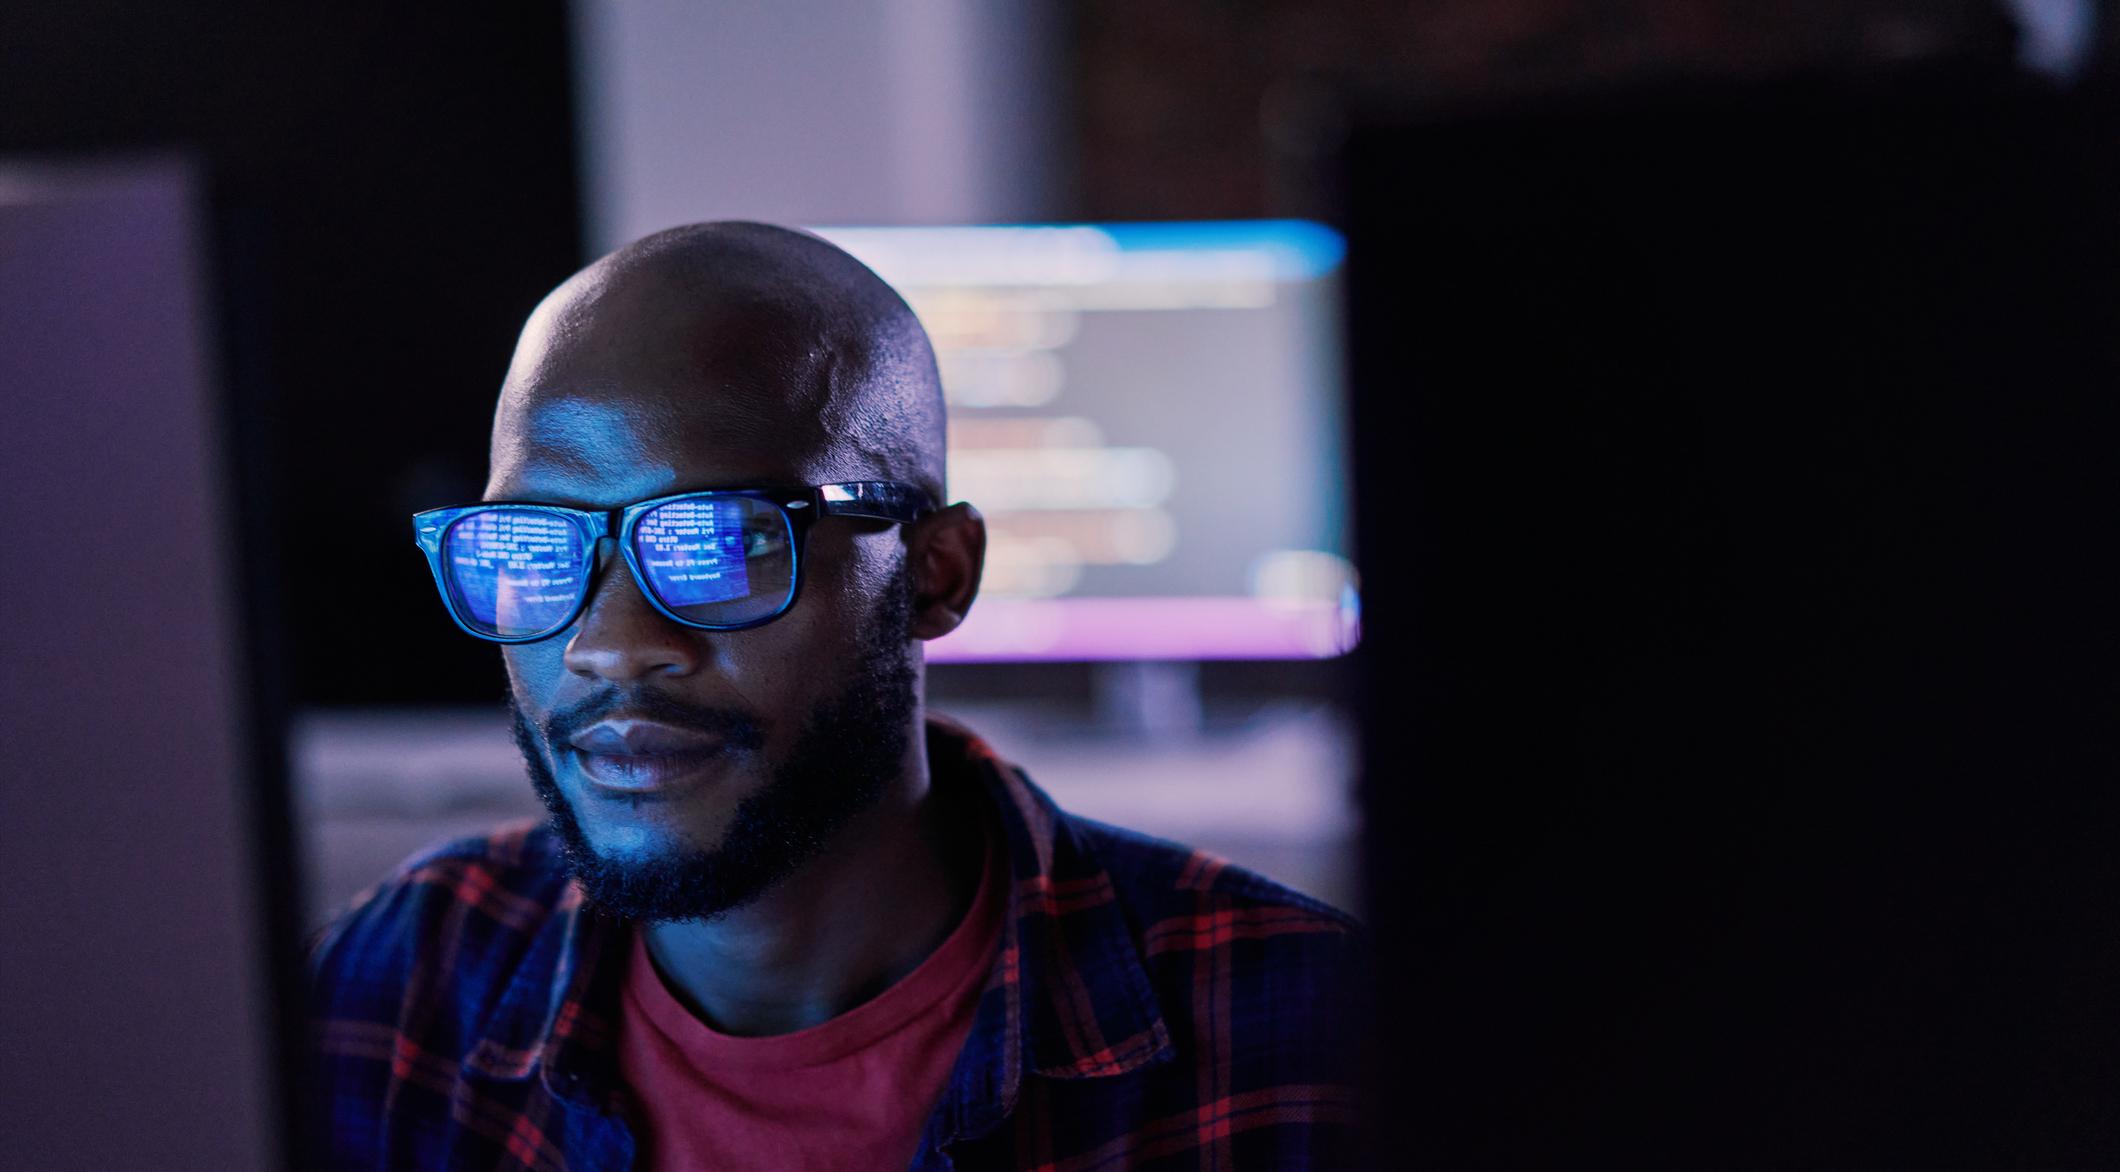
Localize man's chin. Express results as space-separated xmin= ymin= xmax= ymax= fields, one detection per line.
xmin=566 ymin=787 xmax=743 ymax=861
xmin=561 ymin=839 xmax=774 ymax=924
xmin=538 ymin=782 xmax=778 ymax=921
xmin=574 ymin=829 xmax=718 ymax=877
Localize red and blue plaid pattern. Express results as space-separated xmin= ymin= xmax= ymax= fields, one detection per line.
xmin=309 ymin=719 xmax=1366 ymax=1169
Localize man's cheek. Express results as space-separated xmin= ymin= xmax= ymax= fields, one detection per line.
xmin=500 ymin=644 xmax=563 ymax=707
xmin=722 ymin=619 xmax=836 ymax=708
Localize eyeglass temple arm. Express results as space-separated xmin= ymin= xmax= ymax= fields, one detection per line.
xmin=816 ymin=481 xmax=933 ymax=523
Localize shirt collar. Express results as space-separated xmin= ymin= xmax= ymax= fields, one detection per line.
xmin=460 ymin=716 xmax=1175 ymax=1126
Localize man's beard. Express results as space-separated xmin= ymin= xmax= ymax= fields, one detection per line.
xmin=510 ymin=574 xmax=918 ymax=923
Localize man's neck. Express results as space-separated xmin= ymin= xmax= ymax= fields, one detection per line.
xmin=637 ymin=730 xmax=986 ymax=1037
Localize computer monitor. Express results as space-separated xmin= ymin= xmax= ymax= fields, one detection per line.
xmin=1 ymin=158 xmax=290 ymax=1170
xmin=816 ymin=222 xmax=1356 ymax=663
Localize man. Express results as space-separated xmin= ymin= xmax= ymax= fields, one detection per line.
xmin=310 ymin=222 xmax=1364 ymax=1170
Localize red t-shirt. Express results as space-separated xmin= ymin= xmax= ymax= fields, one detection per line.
xmin=616 ymin=832 xmax=1004 ymax=1172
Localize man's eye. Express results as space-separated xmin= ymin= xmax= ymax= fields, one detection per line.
xmin=744 ymin=526 xmax=789 ymax=557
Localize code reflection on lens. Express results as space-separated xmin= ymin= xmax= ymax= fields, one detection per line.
xmin=635 ymin=498 xmax=753 ymax=608
xmin=446 ymin=510 xmax=586 ymax=635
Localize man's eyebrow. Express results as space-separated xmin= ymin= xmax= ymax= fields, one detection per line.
xmin=483 ymin=481 xmax=814 ymax=510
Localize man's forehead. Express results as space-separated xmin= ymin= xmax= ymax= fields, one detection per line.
xmin=488 ymin=386 xmax=836 ymax=505
xmin=483 ymin=221 xmax=943 ymax=505
xmin=509 ymin=245 xmax=850 ymax=398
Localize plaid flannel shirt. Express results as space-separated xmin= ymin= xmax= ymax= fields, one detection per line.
xmin=309 ymin=719 xmax=1366 ymax=1170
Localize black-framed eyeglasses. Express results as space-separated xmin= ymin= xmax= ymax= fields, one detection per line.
xmin=412 ymin=481 xmax=932 ymax=643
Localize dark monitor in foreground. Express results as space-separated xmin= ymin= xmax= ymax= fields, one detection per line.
xmin=1 ymin=159 xmax=292 ymax=1170
xmin=1349 ymin=76 xmax=2120 ymax=1168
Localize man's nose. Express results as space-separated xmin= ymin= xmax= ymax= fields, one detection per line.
xmin=561 ymin=548 xmax=705 ymax=681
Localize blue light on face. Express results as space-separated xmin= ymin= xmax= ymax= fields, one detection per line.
xmin=634 ymin=497 xmax=752 ymax=607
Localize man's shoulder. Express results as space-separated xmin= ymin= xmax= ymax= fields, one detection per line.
xmin=307 ymin=819 xmax=576 ymax=1013
xmin=1066 ymin=811 xmax=1362 ymax=937
xmin=1027 ymin=808 xmax=1367 ymax=1156
xmin=1057 ymin=812 xmax=1368 ymax=1028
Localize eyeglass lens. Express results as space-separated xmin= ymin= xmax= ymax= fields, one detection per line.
xmin=631 ymin=496 xmax=793 ymax=626
xmin=441 ymin=510 xmax=592 ymax=639
xmin=439 ymin=496 xmax=796 ymax=638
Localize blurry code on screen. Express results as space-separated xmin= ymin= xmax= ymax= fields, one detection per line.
xmin=817 ymin=222 xmax=1357 ymax=662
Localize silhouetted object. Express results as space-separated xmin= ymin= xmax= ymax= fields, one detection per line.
xmin=1349 ymin=72 xmax=2120 ymax=1169
xmin=1 ymin=159 xmax=286 ymax=1172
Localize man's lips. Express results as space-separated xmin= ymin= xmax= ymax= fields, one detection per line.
xmin=568 ymin=719 xmax=729 ymax=757
xmin=565 ymin=719 xmax=735 ymax=793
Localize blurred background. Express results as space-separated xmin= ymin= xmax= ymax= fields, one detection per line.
xmin=4 ymin=3 xmax=1369 ymax=935
xmin=11 ymin=1 xmax=2120 ymax=1168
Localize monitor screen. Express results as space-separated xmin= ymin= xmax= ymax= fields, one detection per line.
xmin=816 ymin=221 xmax=1357 ymax=662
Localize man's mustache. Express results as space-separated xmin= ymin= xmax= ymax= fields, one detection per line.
xmin=536 ymin=688 xmax=767 ymax=755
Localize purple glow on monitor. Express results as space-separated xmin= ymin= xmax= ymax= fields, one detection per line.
xmin=926 ymin=596 xmax=1359 ymax=663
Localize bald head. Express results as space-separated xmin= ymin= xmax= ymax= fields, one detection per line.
xmin=494 ymin=222 xmax=946 ymax=503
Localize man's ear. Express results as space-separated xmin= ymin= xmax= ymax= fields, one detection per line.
xmin=906 ymin=502 xmax=985 ymax=641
